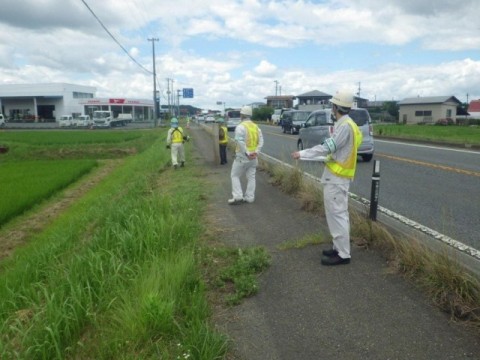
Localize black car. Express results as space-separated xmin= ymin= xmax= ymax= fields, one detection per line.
xmin=282 ymin=110 xmax=311 ymax=134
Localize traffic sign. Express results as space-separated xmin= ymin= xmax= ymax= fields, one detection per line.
xmin=183 ymin=88 xmax=194 ymax=98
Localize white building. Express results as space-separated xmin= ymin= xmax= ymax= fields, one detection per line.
xmin=0 ymin=83 xmax=154 ymax=122
xmin=398 ymin=96 xmax=461 ymax=124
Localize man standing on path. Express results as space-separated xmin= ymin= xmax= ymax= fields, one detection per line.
xmin=228 ymin=106 xmax=264 ymax=205
xmin=217 ymin=117 xmax=229 ymax=165
xmin=292 ymin=90 xmax=362 ymax=265
xmin=166 ymin=117 xmax=187 ymax=169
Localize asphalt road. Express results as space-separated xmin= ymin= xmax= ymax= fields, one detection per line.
xmin=259 ymin=124 xmax=480 ymax=252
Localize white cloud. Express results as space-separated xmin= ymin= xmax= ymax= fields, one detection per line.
xmin=0 ymin=0 xmax=479 ymax=109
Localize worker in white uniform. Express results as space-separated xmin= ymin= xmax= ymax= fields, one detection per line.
xmin=292 ymin=90 xmax=362 ymax=265
xmin=228 ymin=106 xmax=264 ymax=205
xmin=166 ymin=117 xmax=187 ymax=169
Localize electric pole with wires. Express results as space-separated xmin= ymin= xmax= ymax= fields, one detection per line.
xmin=148 ymin=38 xmax=159 ymax=126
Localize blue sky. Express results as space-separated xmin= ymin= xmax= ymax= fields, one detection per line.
xmin=0 ymin=0 xmax=479 ymax=110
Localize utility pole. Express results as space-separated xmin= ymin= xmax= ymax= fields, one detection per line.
xmin=357 ymin=82 xmax=361 ymax=97
xmin=274 ymin=80 xmax=279 ymax=96
xmin=177 ymin=89 xmax=181 ymax=117
xmin=166 ymin=78 xmax=172 ymax=118
xmin=148 ymin=38 xmax=159 ymax=126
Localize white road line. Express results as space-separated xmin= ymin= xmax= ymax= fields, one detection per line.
xmin=261 ymin=152 xmax=480 ymax=261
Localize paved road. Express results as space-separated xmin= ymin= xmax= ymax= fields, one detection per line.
xmin=190 ymin=125 xmax=480 ymax=360
xmin=259 ymin=124 xmax=480 ymax=252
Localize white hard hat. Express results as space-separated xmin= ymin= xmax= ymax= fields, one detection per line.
xmin=240 ymin=106 xmax=252 ymax=117
xmin=329 ymin=90 xmax=354 ymax=109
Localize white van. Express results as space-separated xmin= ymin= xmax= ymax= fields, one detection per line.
xmin=75 ymin=115 xmax=91 ymax=127
xmin=59 ymin=115 xmax=73 ymax=127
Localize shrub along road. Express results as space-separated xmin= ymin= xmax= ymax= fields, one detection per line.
xmin=190 ymin=124 xmax=480 ymax=360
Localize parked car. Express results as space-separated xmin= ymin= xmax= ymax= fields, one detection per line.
xmin=58 ymin=115 xmax=73 ymax=127
xmin=75 ymin=115 xmax=92 ymax=127
xmin=297 ymin=107 xmax=374 ymax=162
xmin=282 ymin=110 xmax=311 ymax=134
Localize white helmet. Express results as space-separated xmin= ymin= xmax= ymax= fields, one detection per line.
xmin=240 ymin=106 xmax=252 ymax=117
xmin=329 ymin=90 xmax=354 ymax=109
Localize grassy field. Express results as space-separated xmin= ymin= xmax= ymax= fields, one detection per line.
xmin=373 ymin=124 xmax=480 ymax=145
xmin=0 ymin=159 xmax=97 ymax=225
xmin=0 ymin=128 xmax=267 ymax=359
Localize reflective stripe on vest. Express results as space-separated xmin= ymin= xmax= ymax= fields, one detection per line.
xmin=172 ymin=127 xmax=184 ymax=143
xmin=219 ymin=125 xmax=228 ymax=144
xmin=326 ymin=118 xmax=362 ymax=179
xmin=242 ymin=120 xmax=259 ymax=152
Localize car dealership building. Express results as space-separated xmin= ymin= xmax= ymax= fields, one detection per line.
xmin=0 ymin=83 xmax=154 ymax=122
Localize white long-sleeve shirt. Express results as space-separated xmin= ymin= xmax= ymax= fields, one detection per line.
xmin=298 ymin=115 xmax=355 ymax=185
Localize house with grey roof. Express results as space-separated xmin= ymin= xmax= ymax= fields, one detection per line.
xmin=398 ymin=96 xmax=462 ymax=124
xmin=297 ymin=90 xmax=369 ymax=111
xmin=297 ymin=90 xmax=332 ymax=111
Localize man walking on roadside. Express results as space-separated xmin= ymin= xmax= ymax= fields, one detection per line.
xmin=292 ymin=90 xmax=362 ymax=265
xmin=228 ymin=106 xmax=264 ymax=205
xmin=166 ymin=117 xmax=187 ymax=169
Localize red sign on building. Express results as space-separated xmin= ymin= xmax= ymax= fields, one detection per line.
xmin=109 ymin=98 xmax=125 ymax=104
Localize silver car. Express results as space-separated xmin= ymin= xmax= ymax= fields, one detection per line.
xmin=297 ymin=108 xmax=374 ymax=162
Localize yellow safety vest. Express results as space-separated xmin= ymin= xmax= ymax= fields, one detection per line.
xmin=241 ymin=120 xmax=259 ymax=152
xmin=219 ymin=125 xmax=228 ymax=144
xmin=171 ymin=127 xmax=184 ymax=143
xmin=326 ymin=118 xmax=362 ymax=179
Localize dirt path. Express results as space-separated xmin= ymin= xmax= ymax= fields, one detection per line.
xmin=0 ymin=159 xmax=123 ymax=261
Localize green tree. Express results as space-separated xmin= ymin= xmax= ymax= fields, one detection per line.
xmin=383 ymin=101 xmax=399 ymax=121
xmin=252 ymin=106 xmax=274 ymax=122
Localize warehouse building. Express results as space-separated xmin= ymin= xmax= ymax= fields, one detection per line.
xmin=0 ymin=83 xmax=154 ymax=122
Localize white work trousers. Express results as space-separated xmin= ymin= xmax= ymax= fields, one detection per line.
xmin=323 ymin=183 xmax=351 ymax=259
xmin=231 ymin=158 xmax=258 ymax=201
xmin=170 ymin=143 xmax=185 ymax=166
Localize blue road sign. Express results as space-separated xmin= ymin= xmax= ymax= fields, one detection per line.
xmin=183 ymin=88 xmax=194 ymax=98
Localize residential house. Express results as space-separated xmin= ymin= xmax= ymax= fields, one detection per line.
xmin=398 ymin=96 xmax=462 ymax=124
xmin=297 ymin=90 xmax=331 ymax=111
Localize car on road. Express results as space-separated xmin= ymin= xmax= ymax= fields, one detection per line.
xmin=225 ymin=109 xmax=241 ymax=131
xmin=297 ymin=107 xmax=374 ymax=162
xmin=281 ymin=110 xmax=311 ymax=134
xmin=205 ymin=115 xmax=215 ymax=123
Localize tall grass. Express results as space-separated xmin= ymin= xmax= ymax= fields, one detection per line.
xmin=0 ymin=135 xmax=228 ymax=359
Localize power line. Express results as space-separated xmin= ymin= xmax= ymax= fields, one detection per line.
xmin=80 ymin=0 xmax=152 ymax=75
